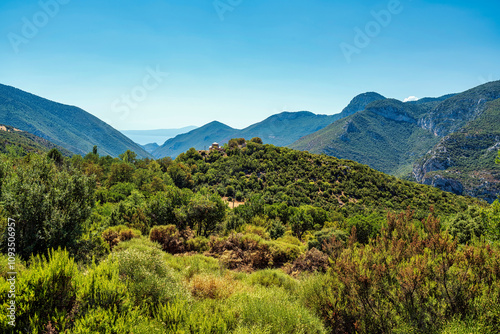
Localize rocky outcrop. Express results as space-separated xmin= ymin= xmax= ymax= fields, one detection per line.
xmin=413 ymin=140 xmax=452 ymax=182
xmin=365 ymin=99 xmax=418 ymax=124
xmin=422 ymin=174 xmax=464 ymax=195
xmin=419 ymin=81 xmax=500 ymax=136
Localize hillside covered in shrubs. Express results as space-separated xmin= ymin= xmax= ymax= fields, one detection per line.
xmin=0 ymin=139 xmax=499 ymax=333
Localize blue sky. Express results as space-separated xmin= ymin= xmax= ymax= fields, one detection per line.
xmin=1 ymin=0 xmax=499 ymax=130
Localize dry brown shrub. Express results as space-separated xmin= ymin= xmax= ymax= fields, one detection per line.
xmin=102 ymin=226 xmax=140 ymax=249
xmin=285 ymin=248 xmax=328 ymax=276
xmin=149 ymin=225 xmax=195 ymax=254
xmin=207 ymin=233 xmax=273 ymax=271
xmin=189 ymin=274 xmax=236 ymax=300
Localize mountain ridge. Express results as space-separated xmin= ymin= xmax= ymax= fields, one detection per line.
xmin=0 ymin=84 xmax=152 ymax=158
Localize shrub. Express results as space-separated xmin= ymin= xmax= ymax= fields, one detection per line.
xmin=110 ymin=239 xmax=189 ymax=307
xmin=76 ymin=259 xmax=131 ymax=314
xmin=164 ymin=253 xmax=223 ymax=279
xmin=102 ymin=225 xmax=141 ymax=249
xmin=149 ymin=225 xmax=194 ymax=254
xmin=0 ymin=249 xmax=79 ymax=332
xmin=231 ymin=287 xmax=326 ymax=333
xmin=307 ymin=228 xmax=348 ymax=252
xmin=246 ymin=269 xmax=298 ymax=292
xmin=0 ymin=155 xmax=95 ymax=259
xmin=189 ymin=273 xmax=238 ymax=300
xmin=285 ymin=248 xmax=329 ymax=276
xmin=325 ymin=210 xmax=500 ymax=333
xmin=268 ymin=219 xmax=286 ymax=239
xmin=70 ymin=307 xmax=165 ymax=334
xmin=208 ymin=233 xmax=301 ymax=271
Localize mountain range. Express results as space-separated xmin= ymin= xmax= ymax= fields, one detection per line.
xmin=0 ymin=84 xmax=151 ymax=158
xmin=290 ymin=81 xmax=500 ymax=202
xmin=150 ymin=92 xmax=386 ymax=159
xmin=0 ymin=81 xmax=499 ymax=202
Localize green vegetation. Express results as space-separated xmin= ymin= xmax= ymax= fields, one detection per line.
xmin=0 ymin=124 xmax=72 ymax=157
xmin=0 ymin=140 xmax=499 ymax=333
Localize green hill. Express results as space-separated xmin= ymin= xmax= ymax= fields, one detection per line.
xmin=0 ymin=124 xmax=72 ymax=156
xmin=177 ymin=141 xmax=481 ymax=217
xmin=0 ymin=84 xmax=152 ymax=158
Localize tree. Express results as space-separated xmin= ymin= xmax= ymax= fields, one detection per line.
xmin=177 ymin=193 xmax=227 ymax=236
xmin=0 ymin=155 xmax=95 ymax=259
xmin=496 ymin=150 xmax=500 ymax=164
xmin=47 ymin=148 xmax=63 ymax=165
xmin=92 ymin=145 xmax=98 ymax=156
xmin=119 ymin=150 xmax=137 ymax=164
xmin=290 ymin=206 xmax=314 ymax=240
xmin=107 ymin=162 xmax=135 ymax=186
xmin=250 ymin=137 xmax=263 ymax=144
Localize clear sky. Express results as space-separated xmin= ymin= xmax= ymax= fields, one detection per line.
xmin=1 ymin=0 xmax=499 ymax=130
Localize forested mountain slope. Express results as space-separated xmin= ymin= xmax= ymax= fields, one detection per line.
xmin=0 ymin=84 xmax=151 ymax=158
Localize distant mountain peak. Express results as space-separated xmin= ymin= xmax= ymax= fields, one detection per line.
xmin=339 ymin=92 xmax=386 ymax=118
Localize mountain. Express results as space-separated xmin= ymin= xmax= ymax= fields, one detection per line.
xmin=151 ymin=112 xmax=339 ymax=159
xmin=413 ymin=98 xmax=500 ymax=203
xmin=0 ymin=84 xmax=152 ymax=158
xmin=419 ymin=81 xmax=500 ymax=136
xmin=120 ymin=126 xmax=197 ymax=145
xmin=141 ymin=142 xmax=160 ymax=154
xmin=152 ymin=121 xmax=238 ymax=158
xmin=289 ymin=81 xmax=500 ymax=201
xmin=289 ymin=98 xmax=440 ymax=176
xmin=152 ymin=104 xmax=389 ymax=159
xmin=0 ymin=124 xmax=72 ymax=156
xmin=237 ymin=111 xmax=339 ymax=148
xmin=336 ymin=92 xmax=386 ymax=118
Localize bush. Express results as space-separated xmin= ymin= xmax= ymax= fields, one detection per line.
xmin=208 ymin=233 xmax=301 ymax=271
xmin=0 ymin=249 xmax=79 ymax=332
xmin=285 ymin=248 xmax=329 ymax=276
xmin=307 ymin=228 xmax=348 ymax=252
xmin=0 ymin=155 xmax=95 ymax=259
xmin=110 ymin=239 xmax=189 ymax=307
xmin=149 ymin=224 xmax=194 ymax=254
xmin=76 ymin=259 xmax=131 ymax=314
xmin=246 ymin=269 xmax=297 ymax=292
xmin=189 ymin=273 xmax=238 ymax=300
xmin=231 ymin=287 xmax=326 ymax=333
xmin=268 ymin=219 xmax=286 ymax=239
xmin=71 ymin=307 xmax=164 ymax=334
xmin=102 ymin=225 xmax=141 ymax=249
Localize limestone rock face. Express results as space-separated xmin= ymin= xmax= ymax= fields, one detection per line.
xmin=422 ymin=174 xmax=464 ymax=195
